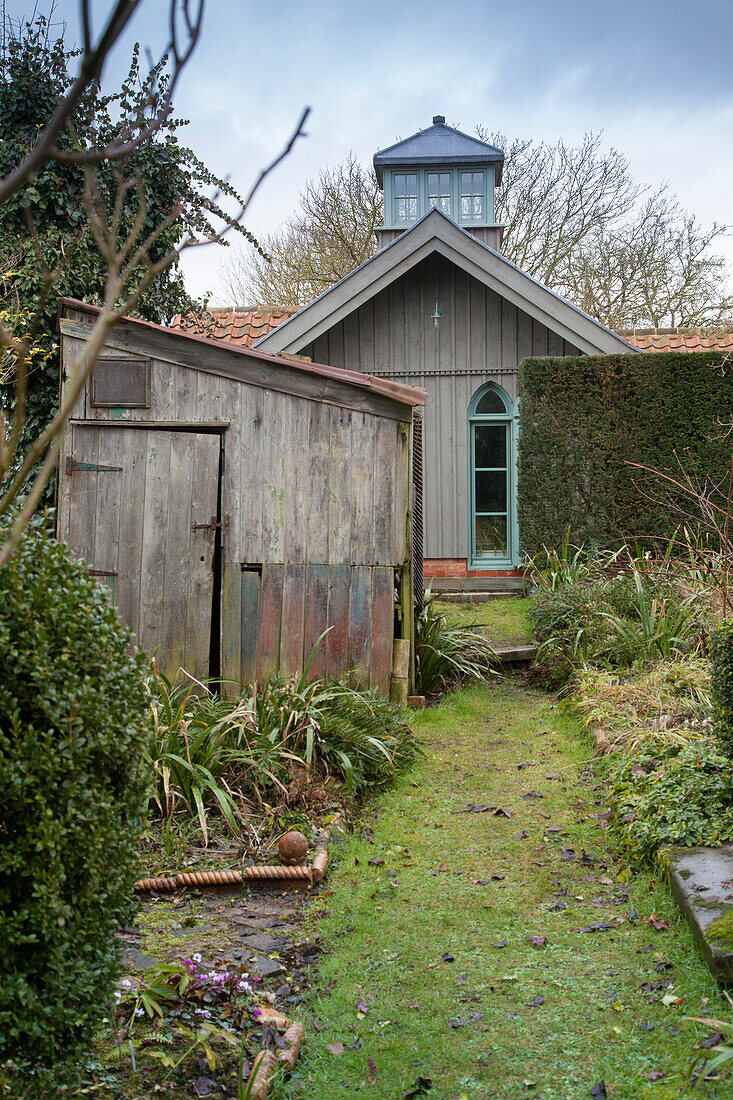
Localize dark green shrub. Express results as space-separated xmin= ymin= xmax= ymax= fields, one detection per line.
xmin=0 ymin=518 xmax=150 ymax=1078
xmin=710 ymin=621 xmax=733 ymax=759
xmin=609 ymin=740 xmax=733 ymax=862
xmin=518 ymin=351 xmax=733 ymax=552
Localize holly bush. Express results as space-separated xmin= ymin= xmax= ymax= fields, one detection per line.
xmin=0 ymin=517 xmax=150 ymax=1079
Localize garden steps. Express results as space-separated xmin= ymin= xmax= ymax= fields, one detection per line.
xmin=488 ymin=642 xmax=538 ymax=668
xmin=666 ymin=844 xmax=733 ymax=983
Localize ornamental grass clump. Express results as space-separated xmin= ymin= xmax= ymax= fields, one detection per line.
xmin=416 ymin=588 xmax=494 ymax=695
xmin=0 ymin=517 xmax=150 ymax=1082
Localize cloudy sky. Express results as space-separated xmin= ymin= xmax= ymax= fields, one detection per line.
xmin=7 ymin=0 xmax=733 ymax=303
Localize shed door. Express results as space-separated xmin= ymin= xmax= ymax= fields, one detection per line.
xmin=65 ymin=425 xmax=221 ymax=681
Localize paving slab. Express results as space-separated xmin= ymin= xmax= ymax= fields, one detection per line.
xmin=667 ymin=843 xmax=733 ymax=982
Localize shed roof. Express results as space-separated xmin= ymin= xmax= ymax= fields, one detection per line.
xmin=253 ymin=207 xmax=636 ymax=358
xmin=60 ymin=299 xmax=427 ymax=411
xmin=373 ymin=116 xmax=504 ymax=186
xmin=170 ymin=305 xmax=301 ymax=347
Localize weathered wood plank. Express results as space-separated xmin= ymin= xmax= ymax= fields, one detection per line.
xmin=162 ymin=431 xmax=196 ymax=674
xmin=306 ymin=403 xmax=331 ymax=565
xmin=139 ymin=430 xmax=172 ymax=670
xmin=370 ymin=566 xmax=394 ymax=693
xmin=280 ymin=563 xmax=306 ymax=676
xmin=303 ymin=563 xmax=330 ymax=681
xmin=260 ymin=390 xmax=285 ymax=563
xmin=348 ymin=566 xmax=372 ymax=688
xmin=284 ymin=399 xmax=308 ymax=563
xmin=66 ymin=425 xmax=99 ymax=564
xmin=221 ymin=562 xmax=243 ymax=689
xmin=240 ymin=568 xmax=261 ymax=685
xmin=328 ymin=406 xmax=353 ymax=565
xmin=326 ymin=565 xmax=351 ymax=680
xmin=255 ymin=564 xmax=283 ymax=680
xmin=185 ymin=432 xmax=219 ymax=677
xmin=114 ymin=428 xmax=147 ymax=636
xmin=350 ymin=411 xmax=376 ymax=566
xmin=239 ymin=384 xmax=265 ymax=565
xmin=92 ymin=425 xmax=125 ymax=609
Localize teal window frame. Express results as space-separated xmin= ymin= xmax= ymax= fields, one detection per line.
xmin=467 ymin=382 xmax=519 ymax=570
xmin=382 ymin=166 xmax=495 ymax=229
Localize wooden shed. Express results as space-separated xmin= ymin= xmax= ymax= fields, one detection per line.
xmin=57 ymin=300 xmax=425 ymax=693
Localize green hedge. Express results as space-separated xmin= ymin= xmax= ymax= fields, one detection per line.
xmin=0 ymin=517 xmax=150 ymax=1080
xmin=517 ymin=350 xmax=733 ymax=553
xmin=710 ymin=620 xmax=733 ymax=759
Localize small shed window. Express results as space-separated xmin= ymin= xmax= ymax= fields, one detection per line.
xmin=394 ymin=173 xmax=418 ymax=223
xmin=460 ymin=171 xmax=485 ymax=221
xmin=427 ymin=172 xmax=451 ymax=215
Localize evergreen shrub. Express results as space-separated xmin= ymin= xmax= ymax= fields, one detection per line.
xmin=710 ymin=621 xmax=733 ymax=759
xmin=517 ymin=350 xmax=733 ymax=553
xmin=0 ymin=518 xmax=150 ymax=1078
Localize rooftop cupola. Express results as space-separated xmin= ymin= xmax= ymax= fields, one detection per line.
xmin=373 ymin=115 xmax=505 ymax=250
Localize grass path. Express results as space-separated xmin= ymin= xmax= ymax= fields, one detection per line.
xmin=282 ymin=680 xmax=728 ymax=1100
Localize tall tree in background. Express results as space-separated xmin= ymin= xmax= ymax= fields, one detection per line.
xmin=221 ymin=152 xmax=381 ymax=305
xmin=481 ymin=129 xmax=733 ymax=329
xmin=0 ymin=13 xmax=253 ymax=456
xmin=227 ymin=129 xmax=732 ymax=329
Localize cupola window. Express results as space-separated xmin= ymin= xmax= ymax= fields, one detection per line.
xmin=427 ymin=172 xmax=451 ymax=215
xmin=393 ymin=173 xmax=418 ymax=224
xmin=460 ymin=171 xmax=485 ymax=221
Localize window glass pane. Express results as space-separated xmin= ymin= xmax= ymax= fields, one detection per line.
xmin=475 ymin=389 xmax=506 ymax=414
xmin=428 ymin=173 xmax=451 ymax=215
xmin=460 ymin=171 xmax=484 ymax=220
xmin=394 ymin=174 xmax=417 ymax=223
xmin=474 ymin=424 xmax=507 ymax=468
xmin=475 ymin=515 xmax=508 ymax=557
xmin=475 ymin=471 xmax=507 ymax=512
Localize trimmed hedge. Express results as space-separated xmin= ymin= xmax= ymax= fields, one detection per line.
xmin=517 ymin=350 xmax=733 ymax=553
xmin=710 ymin=620 xmax=733 ymax=760
xmin=0 ymin=517 xmax=150 ymax=1078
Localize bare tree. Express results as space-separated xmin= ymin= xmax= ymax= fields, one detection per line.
xmin=221 ymin=153 xmax=382 ymax=306
xmin=563 ymin=190 xmax=733 ymax=329
xmin=482 ymin=128 xmax=732 ymax=329
xmin=0 ymin=1 xmax=308 ymax=565
xmin=231 ymin=126 xmax=732 ymax=329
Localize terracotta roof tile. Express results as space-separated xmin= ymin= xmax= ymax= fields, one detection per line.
xmin=170 ymin=306 xmax=301 ymax=347
xmin=620 ymin=328 xmax=733 ymax=353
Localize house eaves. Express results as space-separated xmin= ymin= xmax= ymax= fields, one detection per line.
xmin=255 ymin=208 xmax=637 ymax=359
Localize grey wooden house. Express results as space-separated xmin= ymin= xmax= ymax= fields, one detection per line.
xmin=57 ymin=300 xmax=425 ymax=690
xmin=256 ymin=116 xmax=635 ymax=585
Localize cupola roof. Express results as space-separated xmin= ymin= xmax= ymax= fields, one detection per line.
xmin=373 ymin=115 xmax=504 ymax=186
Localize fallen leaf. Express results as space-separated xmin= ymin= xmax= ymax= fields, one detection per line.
xmin=526 ymin=996 xmax=545 ymax=1007
xmin=599 ymin=875 xmax=614 ymax=886
xmin=491 ymin=874 xmax=506 ymax=881
xmin=522 ymin=791 xmax=545 ymax=800
xmin=646 ymin=913 xmax=670 ymax=932
xmin=368 ymin=858 xmax=384 ymax=867
xmin=590 ymin=1084 xmax=607 ymax=1100
xmin=561 ymin=848 xmax=576 ymax=862
xmin=367 ymin=1056 xmax=377 ymax=1083
xmin=441 ymin=952 xmax=455 ymax=963
xmin=326 ymin=1041 xmax=345 ymax=1056
xmin=526 ymin=935 xmax=548 ymax=948
xmin=647 ymin=1070 xmax=665 ymax=1081
xmin=577 ymin=922 xmax=614 ymax=933
xmin=492 ymin=940 xmax=507 ymax=948
xmin=513 ymin=830 xmax=529 ymax=840
xmin=403 ymin=1078 xmax=433 ymax=1099
xmin=700 ymin=1030 xmax=723 ymax=1048
xmin=612 ymin=1000 xmax=624 ymax=1012
xmin=661 ymin=993 xmax=684 ymax=1007
xmin=355 ymin=997 xmax=370 ymax=1016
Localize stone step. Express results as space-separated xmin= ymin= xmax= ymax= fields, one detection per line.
xmin=666 ymin=843 xmax=733 ymax=983
xmin=489 ymin=644 xmax=538 ymax=667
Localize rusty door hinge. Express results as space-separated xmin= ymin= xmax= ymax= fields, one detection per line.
xmin=191 ymin=513 xmax=230 ymax=534
xmin=66 ymin=456 xmax=123 ymax=474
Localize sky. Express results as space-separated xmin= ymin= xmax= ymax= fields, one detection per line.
xmin=6 ymin=0 xmax=733 ymax=304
